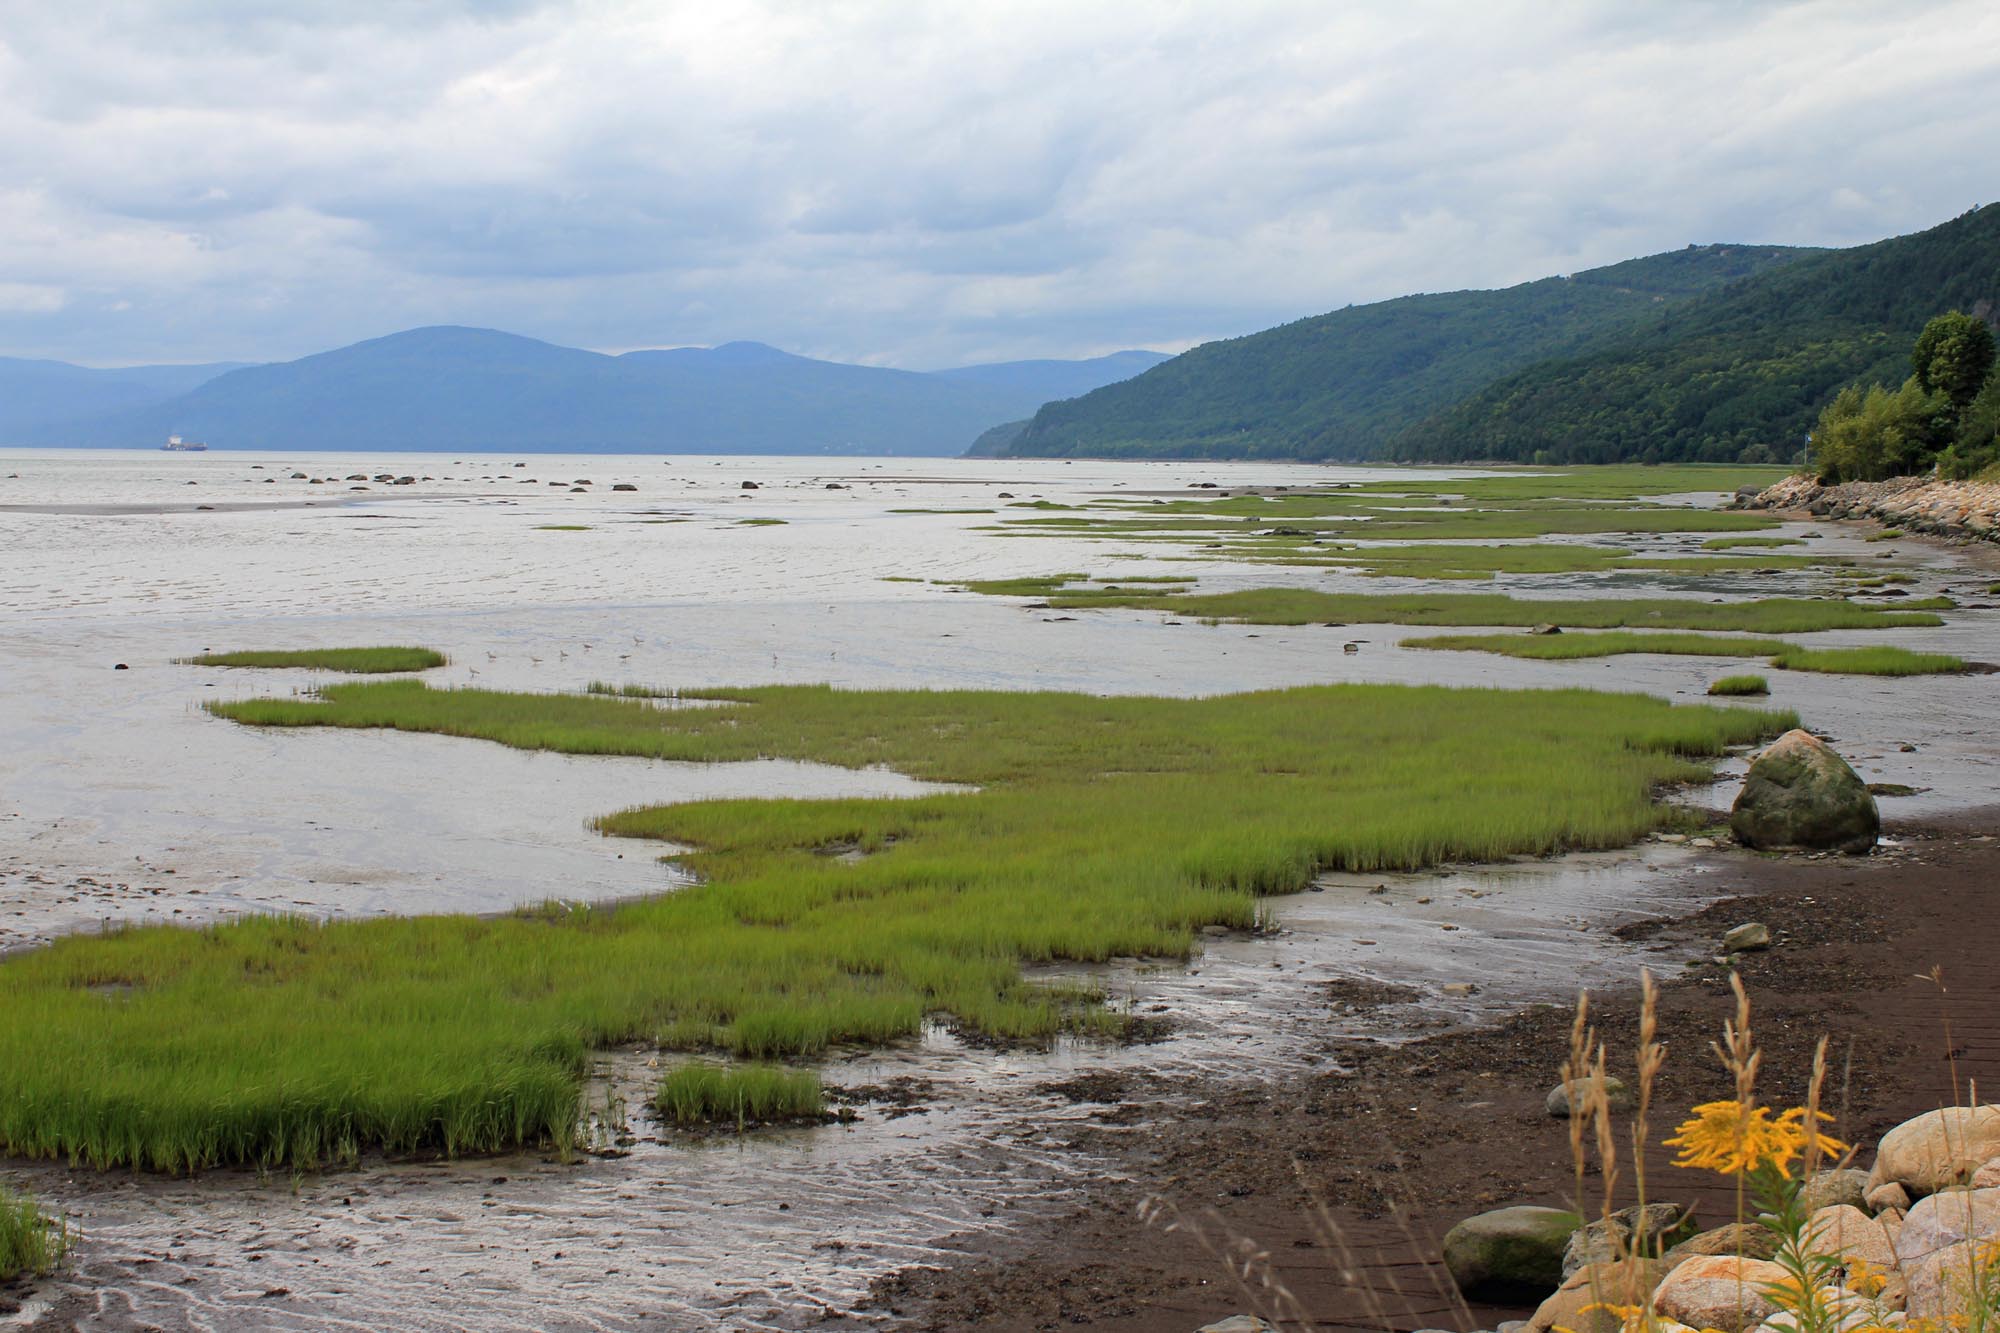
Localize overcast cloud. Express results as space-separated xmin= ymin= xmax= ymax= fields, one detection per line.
xmin=2 ymin=0 xmax=1996 ymax=368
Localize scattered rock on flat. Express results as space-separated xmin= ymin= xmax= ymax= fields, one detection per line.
xmin=1545 ymin=1075 xmax=1634 ymax=1118
xmin=1724 ymin=922 xmax=1772 ymax=952
xmin=1443 ymin=1205 xmax=1583 ymax=1300
xmin=1730 ymin=729 xmax=1880 ymax=854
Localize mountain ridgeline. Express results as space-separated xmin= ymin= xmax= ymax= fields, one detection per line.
xmin=8 ymin=334 xmax=1170 ymax=456
xmin=999 ymin=204 xmax=2000 ymax=465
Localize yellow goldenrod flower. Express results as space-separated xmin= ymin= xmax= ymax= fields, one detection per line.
xmin=1664 ymin=1100 xmax=1846 ymax=1177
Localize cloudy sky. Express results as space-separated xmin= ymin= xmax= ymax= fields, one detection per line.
xmin=2 ymin=0 xmax=1996 ymax=369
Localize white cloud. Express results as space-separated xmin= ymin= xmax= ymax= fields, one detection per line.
xmin=0 ymin=0 xmax=1995 ymax=366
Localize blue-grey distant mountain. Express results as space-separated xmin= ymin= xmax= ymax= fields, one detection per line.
xmin=0 ymin=357 xmax=248 ymax=439
xmin=20 ymin=328 xmax=1170 ymax=454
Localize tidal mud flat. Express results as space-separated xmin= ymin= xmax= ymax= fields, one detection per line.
xmin=1 ymin=454 xmax=1996 ymax=1330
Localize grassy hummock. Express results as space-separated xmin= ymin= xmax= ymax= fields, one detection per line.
xmin=180 ymin=647 xmax=447 ymax=673
xmin=0 ymin=1183 xmax=69 ymax=1282
xmin=653 ymin=1065 xmax=825 ymax=1128
xmin=964 ymin=577 xmax=1950 ymax=634
xmin=1406 ymin=631 xmax=1964 ymax=676
xmin=0 ymin=679 xmax=1790 ymax=1172
xmin=1708 ymin=675 xmax=1772 ymax=696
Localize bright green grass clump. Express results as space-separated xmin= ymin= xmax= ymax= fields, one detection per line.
xmin=1708 ymin=675 xmax=1771 ymax=696
xmin=653 ymin=1065 xmax=825 ymax=1128
xmin=180 ymin=647 xmax=447 ymax=673
xmin=0 ymin=1183 xmax=69 ymax=1282
xmin=1406 ymin=631 xmax=1964 ymax=676
xmin=968 ymin=578 xmax=1949 ymax=634
xmin=585 ymin=681 xmax=673 ymax=699
xmin=1766 ymin=645 xmax=1967 ymax=676
xmin=0 ymin=679 xmax=1790 ymax=1171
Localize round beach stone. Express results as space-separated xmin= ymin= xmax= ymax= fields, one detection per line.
xmin=1443 ymin=1205 xmax=1584 ymax=1301
xmin=1804 ymin=1203 xmax=1898 ymax=1277
xmin=1545 ymin=1075 xmax=1633 ymax=1118
xmin=1871 ymin=1106 xmax=2000 ymax=1196
xmin=1561 ymin=1203 xmax=1697 ymax=1278
xmin=1730 ymin=730 xmax=1879 ymax=854
xmin=1652 ymin=1255 xmax=1789 ymax=1332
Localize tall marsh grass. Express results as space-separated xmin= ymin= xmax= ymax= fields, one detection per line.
xmin=0 ymin=681 xmax=1790 ymax=1171
xmin=653 ymin=1065 xmax=824 ymax=1127
xmin=0 ymin=1183 xmax=69 ymax=1282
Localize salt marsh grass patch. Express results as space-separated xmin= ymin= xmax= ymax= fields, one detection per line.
xmin=180 ymin=646 xmax=447 ymax=673
xmin=0 ymin=680 xmax=1790 ymax=1171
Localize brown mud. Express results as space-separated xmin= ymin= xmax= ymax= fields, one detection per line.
xmin=869 ymin=813 xmax=2000 ymax=1333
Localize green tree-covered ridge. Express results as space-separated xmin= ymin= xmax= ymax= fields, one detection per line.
xmin=1003 ymin=244 xmax=1807 ymax=459
xmin=999 ymin=203 xmax=2000 ymax=466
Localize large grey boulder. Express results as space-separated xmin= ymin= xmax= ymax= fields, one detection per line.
xmin=1443 ymin=1205 xmax=1584 ymax=1301
xmin=1730 ymin=730 xmax=1879 ymax=854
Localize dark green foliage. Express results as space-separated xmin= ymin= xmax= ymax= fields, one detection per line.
xmin=1002 ymin=246 xmax=1807 ymax=459
xmin=1810 ymin=380 xmax=1954 ymax=482
xmin=1394 ymin=206 xmax=2000 ymax=465
xmin=1911 ymin=312 xmax=1997 ymax=410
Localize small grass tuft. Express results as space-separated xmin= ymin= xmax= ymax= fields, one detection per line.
xmin=653 ymin=1065 xmax=825 ymax=1128
xmin=1707 ymin=675 xmax=1771 ymax=696
xmin=585 ymin=681 xmax=674 ymax=699
xmin=0 ymin=1183 xmax=70 ymax=1282
xmin=180 ymin=647 xmax=447 ymax=673
xmin=736 ymin=518 xmax=787 ymax=526
xmin=533 ymin=524 xmax=592 ymax=531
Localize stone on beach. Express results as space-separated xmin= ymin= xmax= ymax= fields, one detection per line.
xmin=1545 ymin=1074 xmax=1633 ymax=1118
xmin=1527 ymin=1258 xmax=1667 ymax=1333
xmin=1730 ymin=729 xmax=1880 ymax=854
xmin=1870 ymin=1107 xmax=2000 ymax=1196
xmin=1652 ymin=1255 xmax=1790 ymax=1332
xmin=1443 ymin=1205 xmax=1584 ymax=1300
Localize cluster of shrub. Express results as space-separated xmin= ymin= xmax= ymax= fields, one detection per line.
xmin=1811 ymin=311 xmax=2000 ymax=482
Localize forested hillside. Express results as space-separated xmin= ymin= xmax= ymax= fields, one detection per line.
xmin=1001 ymin=244 xmax=1807 ymax=459
xmin=1392 ymin=204 xmax=2000 ymax=464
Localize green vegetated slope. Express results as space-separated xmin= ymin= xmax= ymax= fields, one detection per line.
xmin=999 ymin=204 xmax=2000 ymax=466
xmin=1003 ymin=244 xmax=1807 ymax=460
xmin=1395 ymin=204 xmax=2000 ymax=465
xmin=0 ymin=679 xmax=1789 ymax=1171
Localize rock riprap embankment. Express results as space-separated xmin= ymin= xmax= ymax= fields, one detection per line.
xmin=1738 ymin=474 xmax=2000 ymax=542
xmin=1436 ymin=1105 xmax=2000 ymax=1333
xmin=1731 ymin=729 xmax=1880 ymax=854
